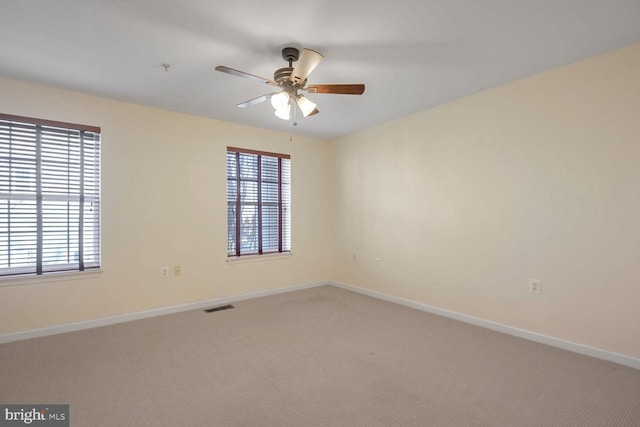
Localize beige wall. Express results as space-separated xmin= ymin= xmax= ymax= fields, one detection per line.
xmin=0 ymin=78 xmax=332 ymax=333
xmin=330 ymin=43 xmax=640 ymax=358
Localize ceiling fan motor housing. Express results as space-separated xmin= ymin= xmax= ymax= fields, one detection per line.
xmin=274 ymin=67 xmax=306 ymax=88
xmin=274 ymin=67 xmax=293 ymax=84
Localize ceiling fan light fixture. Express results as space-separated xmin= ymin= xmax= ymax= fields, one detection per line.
xmin=270 ymin=92 xmax=289 ymax=110
xmin=296 ymin=95 xmax=317 ymax=117
xmin=274 ymin=103 xmax=291 ymax=120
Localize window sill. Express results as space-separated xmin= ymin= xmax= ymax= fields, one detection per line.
xmin=226 ymin=252 xmax=293 ymax=264
xmin=0 ymin=269 xmax=103 ymax=287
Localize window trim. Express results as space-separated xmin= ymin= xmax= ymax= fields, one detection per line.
xmin=0 ymin=113 xmax=100 ymax=134
xmin=226 ymin=146 xmax=291 ymax=258
xmin=227 ymin=146 xmax=291 ymax=160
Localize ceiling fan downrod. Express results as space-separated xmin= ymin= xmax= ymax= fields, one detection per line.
xmin=281 ymin=47 xmax=300 ymax=67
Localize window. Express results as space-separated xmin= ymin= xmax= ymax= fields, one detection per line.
xmin=0 ymin=113 xmax=101 ymax=278
xmin=227 ymin=147 xmax=291 ymax=257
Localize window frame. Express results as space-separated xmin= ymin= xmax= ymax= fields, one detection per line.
xmin=0 ymin=113 xmax=101 ymax=279
xmin=226 ymin=146 xmax=291 ymax=258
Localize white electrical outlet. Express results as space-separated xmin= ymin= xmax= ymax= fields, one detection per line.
xmin=529 ymin=278 xmax=541 ymax=295
xmin=160 ymin=266 xmax=169 ymax=278
xmin=352 ymin=253 xmax=357 ymax=262
xmin=376 ymin=257 xmax=381 ymax=268
xmin=174 ymin=265 xmax=181 ymax=276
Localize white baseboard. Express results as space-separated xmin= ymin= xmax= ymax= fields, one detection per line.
xmin=3 ymin=279 xmax=639 ymax=370
xmin=329 ymin=281 xmax=640 ymax=370
xmin=0 ymin=280 xmax=328 ymax=345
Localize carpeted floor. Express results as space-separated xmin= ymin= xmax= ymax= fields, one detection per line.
xmin=1 ymin=285 xmax=639 ymax=426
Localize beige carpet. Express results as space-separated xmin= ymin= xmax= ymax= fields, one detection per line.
xmin=1 ymin=285 xmax=639 ymax=426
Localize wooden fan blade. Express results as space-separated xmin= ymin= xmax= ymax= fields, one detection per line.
xmin=306 ymin=84 xmax=365 ymax=95
xmin=290 ymin=48 xmax=324 ymax=85
xmin=236 ymin=93 xmax=278 ymax=108
xmin=215 ymin=66 xmax=278 ymax=86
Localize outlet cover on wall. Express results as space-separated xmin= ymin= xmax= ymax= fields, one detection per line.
xmin=160 ymin=266 xmax=169 ymax=278
xmin=529 ymin=278 xmax=541 ymax=295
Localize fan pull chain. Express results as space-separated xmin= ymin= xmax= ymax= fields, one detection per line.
xmin=289 ymin=102 xmax=297 ymax=142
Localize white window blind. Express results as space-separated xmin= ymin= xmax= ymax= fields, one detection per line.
xmin=0 ymin=114 xmax=101 ymax=277
xmin=227 ymin=147 xmax=291 ymax=257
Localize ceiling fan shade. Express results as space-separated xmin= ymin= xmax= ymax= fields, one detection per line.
xmin=290 ymin=48 xmax=324 ymax=85
xmin=274 ymin=103 xmax=291 ymax=120
xmin=271 ymin=92 xmax=291 ymax=120
xmin=270 ymin=92 xmax=290 ymax=110
xmin=296 ymin=95 xmax=317 ymax=117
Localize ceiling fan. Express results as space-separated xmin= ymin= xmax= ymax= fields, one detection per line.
xmin=215 ymin=47 xmax=365 ymax=121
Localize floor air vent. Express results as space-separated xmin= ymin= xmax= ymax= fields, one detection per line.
xmin=204 ymin=304 xmax=235 ymax=313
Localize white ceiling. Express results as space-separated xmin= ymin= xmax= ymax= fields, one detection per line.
xmin=1 ymin=1 xmax=639 ymax=140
